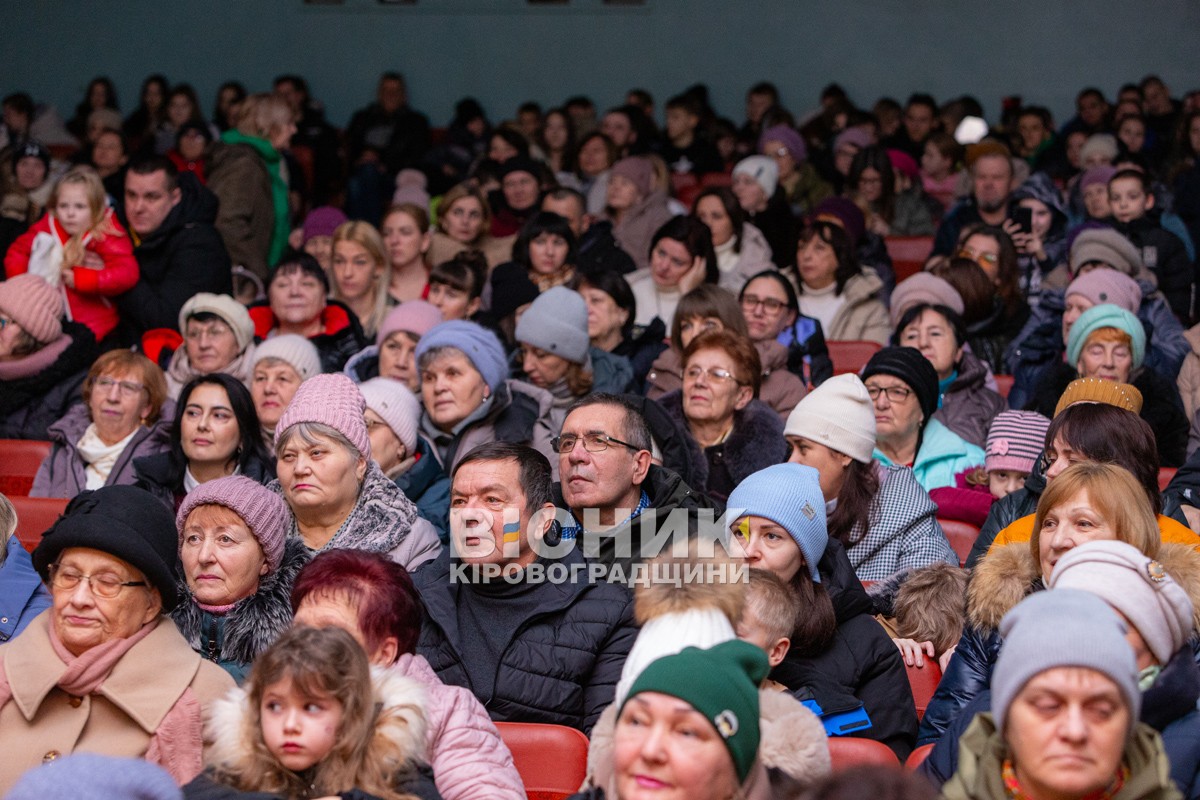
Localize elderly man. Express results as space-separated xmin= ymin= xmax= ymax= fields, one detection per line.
xmin=932 ymin=142 xmax=1017 ymax=256
xmin=555 ymin=394 xmax=715 ymax=571
xmin=115 ymin=156 xmax=232 ymax=340
xmin=413 ymin=442 xmax=636 ymax=733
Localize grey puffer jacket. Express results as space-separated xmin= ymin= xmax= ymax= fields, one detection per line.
xmin=31 ymin=402 xmax=174 ymax=498
xmin=933 ymin=349 xmax=1008 ymax=448
xmin=269 ymin=460 xmax=442 ymax=572
xmin=171 ymin=537 xmax=310 ymax=683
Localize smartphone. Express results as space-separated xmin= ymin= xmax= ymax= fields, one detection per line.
xmin=1012 ymin=207 xmax=1033 ymax=235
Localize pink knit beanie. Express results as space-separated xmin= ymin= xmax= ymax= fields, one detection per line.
xmin=1065 ymin=268 xmax=1142 ymax=314
xmin=0 ymin=273 xmax=63 ymax=344
xmin=274 ymin=372 xmax=372 ymax=460
xmin=376 ymin=299 xmax=443 ymax=346
xmin=176 ymin=475 xmax=290 ymax=573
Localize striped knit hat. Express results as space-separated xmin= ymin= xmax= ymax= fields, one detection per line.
xmin=985 ymin=410 xmax=1051 ymax=474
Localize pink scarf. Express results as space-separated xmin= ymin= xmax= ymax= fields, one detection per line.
xmin=0 ymin=619 xmax=204 ymax=784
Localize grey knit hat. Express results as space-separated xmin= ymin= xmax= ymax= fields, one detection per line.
xmin=992 ymin=590 xmax=1140 ymax=734
xmin=514 ymin=286 xmax=590 ymax=364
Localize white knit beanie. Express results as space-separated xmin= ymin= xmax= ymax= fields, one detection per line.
xmin=784 ymin=374 xmax=877 ymax=463
xmin=253 ymin=334 xmax=322 ymax=381
xmin=178 ymin=293 xmax=255 ymax=353
xmin=358 ymin=377 xmax=421 ymax=455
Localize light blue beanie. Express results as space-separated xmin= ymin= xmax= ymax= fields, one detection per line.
xmin=415 ymin=320 xmax=509 ymax=393
xmin=1066 ymin=303 xmax=1146 ymax=371
xmin=726 ymin=463 xmax=828 ymax=583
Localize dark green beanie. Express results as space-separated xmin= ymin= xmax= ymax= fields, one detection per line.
xmin=621 ymin=640 xmax=768 ymax=783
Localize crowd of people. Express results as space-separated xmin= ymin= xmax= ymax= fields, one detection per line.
xmin=2 ymin=69 xmax=1200 ymax=800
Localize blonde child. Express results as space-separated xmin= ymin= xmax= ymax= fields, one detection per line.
xmin=890 ymin=562 xmax=970 ymax=669
xmin=736 ymin=568 xmax=800 ymax=689
xmin=4 ymin=165 xmax=138 ymax=341
xmin=191 ymin=625 xmax=428 ymax=800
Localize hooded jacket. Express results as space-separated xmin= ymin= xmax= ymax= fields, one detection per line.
xmin=170 ymin=537 xmax=310 ymax=683
xmin=610 ymin=189 xmax=674 ymax=273
xmin=1010 ymin=172 xmax=1070 ymax=302
xmin=715 ymin=222 xmax=776 ymax=291
xmin=115 ymin=172 xmax=232 ymax=339
xmin=0 ymin=320 xmax=96 ymax=440
xmin=934 ymin=349 xmax=1008 ymax=449
xmin=206 ymin=140 xmax=274 ymax=279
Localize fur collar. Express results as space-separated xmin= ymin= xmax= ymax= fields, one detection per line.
xmin=658 ymin=391 xmax=788 ymax=492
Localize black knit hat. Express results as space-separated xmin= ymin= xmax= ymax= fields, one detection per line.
xmin=32 ymin=485 xmax=182 ymax=612
xmin=499 ymin=155 xmax=541 ymax=181
xmin=861 ymin=346 xmax=939 ymax=421
xmin=13 ymin=140 xmax=49 ymax=171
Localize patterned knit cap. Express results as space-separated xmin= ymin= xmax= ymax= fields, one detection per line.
xmin=985 ymin=410 xmax=1050 ymax=474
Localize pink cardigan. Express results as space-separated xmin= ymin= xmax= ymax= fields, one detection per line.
xmin=393 ymin=653 xmax=526 ymax=800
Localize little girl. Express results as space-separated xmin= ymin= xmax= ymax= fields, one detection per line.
xmin=4 ymin=165 xmax=139 ymax=342
xmin=188 ymin=626 xmax=429 ymax=800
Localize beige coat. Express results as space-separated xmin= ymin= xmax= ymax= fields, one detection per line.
xmin=823 ymin=268 xmax=891 ymax=345
xmin=427 ymin=230 xmax=515 ymax=271
xmin=0 ymin=613 xmax=234 ymax=792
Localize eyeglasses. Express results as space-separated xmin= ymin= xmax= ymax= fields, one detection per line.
xmin=865 ymin=385 xmax=914 ymax=403
xmin=740 ymin=294 xmax=788 ymax=314
xmin=956 ymin=247 xmax=999 ymax=267
xmin=684 ymin=366 xmax=741 ymax=384
xmin=551 ymin=432 xmax=640 ymax=454
xmin=48 ymin=564 xmax=147 ymax=598
xmin=94 ymin=376 xmax=147 ymax=397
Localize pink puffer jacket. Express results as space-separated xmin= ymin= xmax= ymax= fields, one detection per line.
xmin=393 ymin=653 xmax=526 ymax=800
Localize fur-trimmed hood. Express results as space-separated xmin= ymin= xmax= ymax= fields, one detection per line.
xmin=206 ymin=665 xmax=428 ymax=787
xmin=968 ymin=542 xmax=1200 ymax=633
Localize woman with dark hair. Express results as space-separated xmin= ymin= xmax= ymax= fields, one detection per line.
xmin=740 ymin=269 xmax=834 ymax=388
xmin=508 ymin=211 xmax=577 ymax=291
xmin=626 ymin=215 xmax=717 ymax=331
xmin=930 ymin=256 xmax=1027 ymax=374
xmin=123 ymin=73 xmax=169 ymax=154
xmin=730 ymin=463 xmax=918 ymax=759
xmin=290 ymin=549 xmax=525 ymax=800
xmin=647 ymin=284 xmax=807 ymax=419
xmin=572 ymin=131 xmax=618 ymax=215
xmin=538 ymin=107 xmax=576 ymax=176
xmin=134 ymin=373 xmax=275 ymax=510
xmin=955 ymin=223 xmax=1023 ymax=321
xmin=155 ymin=84 xmax=212 ymax=156
xmin=784 ymin=374 xmax=958 ymax=581
xmin=896 ymin=302 xmax=1007 ymax=448
xmin=575 ymin=269 xmax=665 ymax=386
xmin=848 ymin=146 xmax=936 ymax=238
xmin=692 ymin=186 xmax=774 ymax=291
xmin=67 ymin=77 xmax=119 ymax=143
xmin=212 ymin=81 xmax=247 ymax=132
xmin=486 ymin=126 xmax=530 ymax=164
xmin=796 ymin=220 xmax=890 ymax=344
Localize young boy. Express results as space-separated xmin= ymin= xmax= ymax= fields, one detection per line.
xmin=891 ymin=562 xmax=970 ymax=671
xmin=661 ymin=94 xmax=723 ymax=176
xmin=736 ymin=568 xmax=799 ymax=687
xmin=1109 ymin=168 xmax=1195 ymax=322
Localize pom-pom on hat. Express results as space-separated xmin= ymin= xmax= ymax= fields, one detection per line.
xmin=733 ymin=156 xmax=779 ymax=198
xmin=1054 ymin=377 xmax=1143 ymax=417
xmin=178 ymin=292 xmax=255 ymax=354
xmin=274 ymin=372 xmax=371 ymax=460
xmin=623 ymin=641 xmax=769 ymax=783
xmin=515 ymin=286 xmax=590 ymax=364
xmin=784 ymin=374 xmax=876 ymax=464
xmin=176 ymin=475 xmax=290 ymax=573
xmin=726 ymin=463 xmax=828 ymax=583
xmin=1066 ymin=303 xmax=1145 ymax=371
xmin=253 ymin=334 xmax=321 ymax=381
xmin=359 ymin=377 xmax=421 ymax=455
xmin=0 ymin=272 xmax=63 ymax=344
xmin=985 ymin=410 xmax=1050 ymax=474
xmin=415 ymin=320 xmax=509 ymax=394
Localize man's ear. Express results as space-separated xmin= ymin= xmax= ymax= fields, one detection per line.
xmin=631 ymin=449 xmax=653 ymax=485
xmin=169 ymin=187 xmax=182 ymax=208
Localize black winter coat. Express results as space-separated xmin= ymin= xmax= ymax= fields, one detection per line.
xmin=771 ymin=539 xmax=918 ymax=759
xmin=115 ymin=172 xmax=232 ymax=340
xmin=133 ymin=450 xmax=277 ymax=513
xmin=413 ymin=547 xmax=637 ymax=733
xmin=0 ymin=321 xmax=96 ymax=440
xmin=1117 ymin=213 xmax=1195 ymax=324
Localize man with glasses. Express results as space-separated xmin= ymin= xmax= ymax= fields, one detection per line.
xmin=553 ymin=393 xmax=714 ymax=571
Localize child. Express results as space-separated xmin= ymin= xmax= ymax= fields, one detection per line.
xmin=890 ymin=562 xmax=970 ymax=670
xmin=982 ymin=409 xmax=1051 ymax=500
xmin=4 ymin=165 xmax=138 ymax=342
xmin=736 ymin=568 xmax=800 ymax=689
xmin=191 ymin=625 xmax=428 ymax=800
xmin=428 ymin=249 xmax=487 ymax=321
xmin=1109 ymin=168 xmax=1194 ymax=322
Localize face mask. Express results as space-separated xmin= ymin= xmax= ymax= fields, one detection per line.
xmin=1137 ymin=664 xmax=1162 ymax=692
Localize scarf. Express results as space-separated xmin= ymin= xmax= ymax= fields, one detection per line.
xmin=77 ymin=423 xmax=139 ymax=490
xmin=0 ymin=618 xmax=204 ymax=784
xmin=1002 ymin=757 xmax=1127 ymax=800
xmin=220 ymin=129 xmax=290 ymax=267
xmin=0 ymin=332 xmax=71 ymax=380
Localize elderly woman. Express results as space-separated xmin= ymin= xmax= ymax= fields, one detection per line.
xmin=863 ymin=347 xmax=985 ymax=492
xmin=415 ymin=320 xmax=557 ymax=477
xmin=290 ymin=548 xmax=525 ymax=800
xmin=0 ymin=493 xmax=51 ymax=642
xmin=330 ymin=220 xmax=392 ymax=341
xmin=626 ymin=216 xmax=717 ymax=331
xmin=248 ymin=252 xmax=366 ymax=373
xmin=691 ymin=187 xmax=774 ymax=291
xmin=249 ymin=333 xmax=321 ymax=452
xmin=514 ymin=286 xmax=633 ymax=428
xmin=163 ymin=292 xmax=256 ymax=399
xmin=605 ymin=156 xmax=674 ymax=273
xmin=32 ymin=350 xmax=172 ymax=498
xmin=134 ymin=374 xmax=275 ymax=510
xmin=921 ymin=462 xmax=1169 ymax=744
xmin=575 ymin=269 xmax=665 ymax=386
xmin=1029 ymin=303 xmax=1188 ymax=467
xmin=171 ymin=475 xmax=308 ymax=683
xmin=427 ymin=182 xmax=515 ymax=270
xmin=942 ymin=589 xmax=1181 ymax=800
xmin=760 ymin=122 xmax=832 ymax=216
xmin=359 ymin=377 xmax=450 ymax=543
xmin=0 ymin=485 xmax=234 ymax=790
xmin=0 ymin=274 xmax=99 ymax=440
xmin=896 ymin=302 xmax=1007 ymax=448
xmin=729 ymin=463 xmax=918 ymax=758
xmin=345 ymin=299 xmax=443 ymax=391
xmin=647 ymin=284 xmax=806 ymax=420
xmin=658 ymin=329 xmax=788 ymax=504
xmin=785 ymin=374 xmax=958 ymax=581
xmin=271 ymin=372 xmax=440 ymax=570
